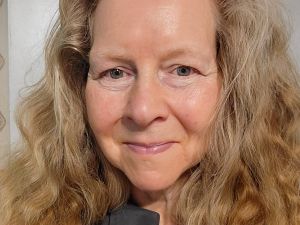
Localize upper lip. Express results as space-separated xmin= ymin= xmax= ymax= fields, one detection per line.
xmin=124 ymin=141 xmax=177 ymax=148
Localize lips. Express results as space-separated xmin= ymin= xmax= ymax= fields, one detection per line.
xmin=124 ymin=142 xmax=175 ymax=154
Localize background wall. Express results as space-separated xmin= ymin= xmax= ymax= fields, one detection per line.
xmin=287 ymin=0 xmax=300 ymax=62
xmin=0 ymin=0 xmax=300 ymax=157
xmin=8 ymin=0 xmax=58 ymax=149
xmin=0 ymin=0 xmax=10 ymax=165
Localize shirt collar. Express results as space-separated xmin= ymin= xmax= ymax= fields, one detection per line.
xmin=99 ymin=203 xmax=160 ymax=225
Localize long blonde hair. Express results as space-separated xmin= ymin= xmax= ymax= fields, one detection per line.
xmin=0 ymin=0 xmax=299 ymax=225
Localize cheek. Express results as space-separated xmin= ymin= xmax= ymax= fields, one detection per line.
xmin=85 ymin=82 xmax=123 ymax=134
xmin=172 ymin=81 xmax=220 ymax=132
xmin=85 ymin=82 xmax=126 ymax=167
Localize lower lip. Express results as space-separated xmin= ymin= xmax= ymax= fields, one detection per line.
xmin=125 ymin=142 xmax=174 ymax=155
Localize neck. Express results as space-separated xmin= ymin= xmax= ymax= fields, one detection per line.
xmin=130 ymin=176 xmax=188 ymax=225
xmin=131 ymin=189 xmax=174 ymax=225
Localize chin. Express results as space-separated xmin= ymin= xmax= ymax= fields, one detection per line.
xmin=127 ymin=171 xmax=181 ymax=192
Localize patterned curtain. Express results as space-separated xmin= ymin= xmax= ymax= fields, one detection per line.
xmin=0 ymin=0 xmax=11 ymax=165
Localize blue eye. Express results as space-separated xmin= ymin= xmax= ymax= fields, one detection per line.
xmin=91 ymin=67 xmax=135 ymax=91
xmin=176 ymin=66 xmax=192 ymax=76
xmin=109 ymin=68 xmax=124 ymax=79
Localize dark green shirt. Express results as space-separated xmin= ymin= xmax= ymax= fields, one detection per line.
xmin=98 ymin=204 xmax=160 ymax=225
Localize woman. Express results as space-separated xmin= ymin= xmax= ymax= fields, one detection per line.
xmin=0 ymin=0 xmax=299 ymax=225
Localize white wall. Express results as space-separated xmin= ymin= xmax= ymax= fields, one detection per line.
xmin=8 ymin=0 xmax=58 ymax=146
xmin=6 ymin=0 xmax=300 ymax=146
xmin=286 ymin=0 xmax=300 ymax=66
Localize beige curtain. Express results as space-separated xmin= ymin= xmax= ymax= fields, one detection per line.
xmin=0 ymin=0 xmax=11 ymax=166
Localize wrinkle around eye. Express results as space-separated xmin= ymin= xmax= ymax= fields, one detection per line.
xmin=89 ymin=66 xmax=134 ymax=80
xmin=87 ymin=67 xmax=136 ymax=91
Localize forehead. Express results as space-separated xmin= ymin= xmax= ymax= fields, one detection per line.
xmin=91 ymin=0 xmax=217 ymax=60
xmin=93 ymin=0 xmax=217 ymax=35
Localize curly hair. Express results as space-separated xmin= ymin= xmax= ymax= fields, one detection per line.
xmin=0 ymin=0 xmax=299 ymax=225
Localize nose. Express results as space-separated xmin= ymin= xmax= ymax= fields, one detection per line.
xmin=123 ymin=75 xmax=169 ymax=129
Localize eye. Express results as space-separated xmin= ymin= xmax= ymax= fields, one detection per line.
xmin=98 ymin=67 xmax=132 ymax=80
xmin=108 ymin=68 xmax=124 ymax=79
xmin=176 ymin=66 xmax=192 ymax=76
xmin=90 ymin=67 xmax=135 ymax=91
xmin=172 ymin=65 xmax=201 ymax=77
xmin=158 ymin=65 xmax=205 ymax=88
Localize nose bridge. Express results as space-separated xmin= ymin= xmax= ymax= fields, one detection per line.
xmin=124 ymin=71 xmax=168 ymax=127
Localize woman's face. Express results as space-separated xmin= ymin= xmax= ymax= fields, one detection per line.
xmin=86 ymin=0 xmax=220 ymax=192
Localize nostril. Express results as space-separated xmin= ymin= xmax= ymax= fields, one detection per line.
xmin=121 ymin=114 xmax=167 ymax=131
xmin=121 ymin=117 xmax=146 ymax=132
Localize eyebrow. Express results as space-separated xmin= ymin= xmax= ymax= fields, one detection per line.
xmin=160 ymin=47 xmax=212 ymax=63
xmin=89 ymin=50 xmax=135 ymax=66
xmin=89 ymin=46 xmax=213 ymax=66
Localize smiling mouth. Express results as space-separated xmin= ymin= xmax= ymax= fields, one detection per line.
xmin=124 ymin=142 xmax=176 ymax=154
